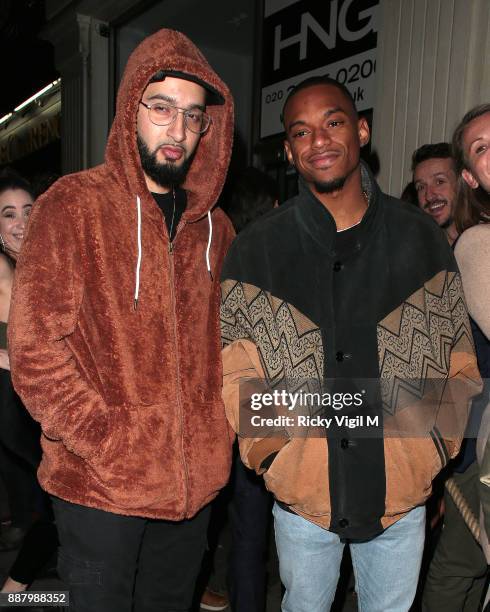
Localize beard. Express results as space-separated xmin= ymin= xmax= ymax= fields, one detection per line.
xmin=313 ymin=176 xmax=346 ymax=194
xmin=137 ymin=135 xmax=193 ymax=188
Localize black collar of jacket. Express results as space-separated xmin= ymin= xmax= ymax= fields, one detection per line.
xmin=295 ymin=162 xmax=382 ymax=255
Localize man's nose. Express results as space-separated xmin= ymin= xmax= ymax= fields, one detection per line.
xmin=312 ymin=127 xmax=330 ymax=148
xmin=426 ymin=184 xmax=439 ymax=201
xmin=167 ymin=111 xmax=186 ymax=143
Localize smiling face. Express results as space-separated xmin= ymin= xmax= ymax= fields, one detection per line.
xmin=283 ymin=83 xmax=369 ymax=195
xmin=461 ymin=111 xmax=490 ymax=193
xmin=0 ymin=188 xmax=33 ymax=256
xmin=413 ymin=157 xmax=457 ymax=227
xmin=136 ymin=76 xmax=206 ymax=193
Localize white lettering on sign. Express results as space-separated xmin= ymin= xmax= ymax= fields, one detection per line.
xmin=273 ymin=0 xmax=377 ymax=71
xmin=261 ymin=49 xmax=376 ymax=138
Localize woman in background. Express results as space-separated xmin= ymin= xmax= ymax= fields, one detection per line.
xmin=452 ymin=103 xmax=490 ymax=610
xmin=0 ymin=173 xmax=33 ymax=366
xmin=0 ymin=170 xmax=39 ymax=554
xmin=0 ymin=170 xmax=58 ymax=596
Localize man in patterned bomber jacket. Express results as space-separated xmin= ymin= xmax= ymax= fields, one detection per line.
xmin=220 ymin=76 xmax=482 ymax=612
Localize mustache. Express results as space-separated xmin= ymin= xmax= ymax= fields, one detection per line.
xmin=154 ymin=142 xmax=186 ymax=153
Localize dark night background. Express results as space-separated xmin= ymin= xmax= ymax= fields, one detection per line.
xmin=0 ymin=0 xmax=57 ymax=117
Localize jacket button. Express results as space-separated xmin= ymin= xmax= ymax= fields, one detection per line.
xmin=339 ymin=518 xmax=349 ymax=528
xmin=341 ymin=438 xmax=349 ymax=449
xmin=333 ymin=261 xmax=343 ymax=272
xmin=336 ymin=351 xmax=344 ymax=362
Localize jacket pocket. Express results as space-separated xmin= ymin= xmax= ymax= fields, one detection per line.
xmin=384 ymin=436 xmax=440 ymax=516
xmin=86 ymin=403 xmax=186 ymax=511
xmin=263 ymin=437 xmax=331 ymax=517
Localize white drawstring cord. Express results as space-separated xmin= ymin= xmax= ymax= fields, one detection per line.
xmin=134 ymin=195 xmax=142 ymax=309
xmin=206 ymin=210 xmax=213 ymax=280
xmin=135 ymin=198 xmax=211 ymax=307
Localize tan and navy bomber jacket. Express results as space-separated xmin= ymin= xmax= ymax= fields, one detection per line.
xmin=221 ymin=164 xmax=482 ymax=540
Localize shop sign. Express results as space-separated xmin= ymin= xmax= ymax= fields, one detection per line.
xmin=0 ymin=112 xmax=60 ymax=165
xmin=261 ymin=0 xmax=379 ymax=138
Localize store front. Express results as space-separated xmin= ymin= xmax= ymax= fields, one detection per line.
xmin=0 ymin=82 xmax=61 ymax=179
xmin=43 ymin=0 xmax=490 ymax=196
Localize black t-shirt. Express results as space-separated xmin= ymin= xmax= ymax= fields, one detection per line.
xmin=151 ymin=188 xmax=187 ymax=241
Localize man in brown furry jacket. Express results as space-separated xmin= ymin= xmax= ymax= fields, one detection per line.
xmin=8 ymin=29 xmax=235 ymax=612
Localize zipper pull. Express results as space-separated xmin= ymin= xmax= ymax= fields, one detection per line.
xmin=169 ymin=241 xmax=173 ymax=254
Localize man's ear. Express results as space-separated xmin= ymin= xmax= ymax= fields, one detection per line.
xmin=284 ymin=139 xmax=294 ymax=166
xmin=462 ymin=168 xmax=480 ymax=189
xmin=358 ymin=117 xmax=370 ymax=147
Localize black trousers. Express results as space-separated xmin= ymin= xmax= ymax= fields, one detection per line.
xmin=0 ymin=442 xmax=40 ymax=528
xmin=422 ymin=461 xmax=487 ymax=611
xmin=0 ymin=368 xmax=41 ymax=467
xmin=0 ymin=368 xmax=42 ymax=528
xmin=228 ymin=453 xmax=272 ymax=612
xmin=52 ymin=496 xmax=211 ymax=612
xmin=10 ymin=517 xmax=58 ymax=584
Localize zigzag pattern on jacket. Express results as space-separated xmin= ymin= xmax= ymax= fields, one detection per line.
xmin=377 ymin=270 xmax=474 ymax=416
xmin=221 ymin=279 xmax=323 ymax=393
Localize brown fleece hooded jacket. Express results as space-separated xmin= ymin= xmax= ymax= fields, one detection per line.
xmin=8 ymin=29 xmax=235 ymax=520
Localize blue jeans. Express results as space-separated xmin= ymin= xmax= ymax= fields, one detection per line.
xmin=273 ymin=503 xmax=426 ymax=612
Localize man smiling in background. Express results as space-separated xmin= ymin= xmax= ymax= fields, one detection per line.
xmin=412 ymin=142 xmax=459 ymax=245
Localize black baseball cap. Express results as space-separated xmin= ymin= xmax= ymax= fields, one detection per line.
xmin=163 ymin=70 xmax=224 ymax=105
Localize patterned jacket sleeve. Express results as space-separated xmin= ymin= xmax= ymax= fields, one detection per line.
xmin=221 ymin=276 xmax=289 ymax=473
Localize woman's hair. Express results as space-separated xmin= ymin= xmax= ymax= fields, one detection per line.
xmin=452 ymin=103 xmax=490 ymax=233
xmin=0 ymin=168 xmax=35 ymax=200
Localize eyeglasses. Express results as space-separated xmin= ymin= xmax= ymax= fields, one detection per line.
xmin=139 ymin=100 xmax=211 ymax=134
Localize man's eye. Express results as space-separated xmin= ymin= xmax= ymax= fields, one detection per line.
xmin=475 ymin=144 xmax=488 ymax=155
xmin=186 ymin=111 xmax=203 ymax=124
xmin=328 ymin=120 xmax=343 ymax=128
xmin=293 ymin=130 xmax=308 ymax=138
xmin=415 ymin=184 xmax=424 ymax=192
xmin=153 ymin=104 xmax=172 ymax=115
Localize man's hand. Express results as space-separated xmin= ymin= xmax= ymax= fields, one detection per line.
xmin=0 ymin=349 xmax=10 ymax=371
